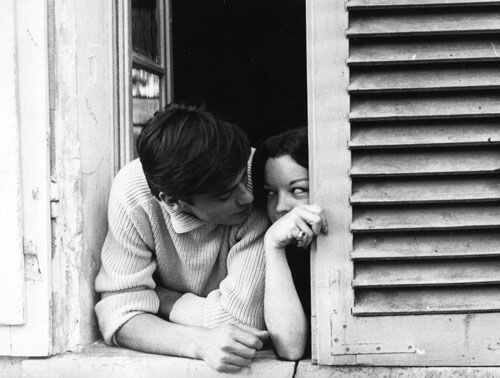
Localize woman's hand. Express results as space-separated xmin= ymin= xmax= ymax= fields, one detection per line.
xmin=263 ymin=204 xmax=327 ymax=360
xmin=264 ymin=204 xmax=328 ymax=250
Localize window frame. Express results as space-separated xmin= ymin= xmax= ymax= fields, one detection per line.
xmin=116 ymin=0 xmax=173 ymax=167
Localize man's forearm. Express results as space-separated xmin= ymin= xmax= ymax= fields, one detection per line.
xmin=115 ymin=312 xmax=269 ymax=373
xmin=115 ymin=313 xmax=200 ymax=358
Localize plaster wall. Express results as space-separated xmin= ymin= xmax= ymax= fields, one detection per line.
xmin=50 ymin=0 xmax=116 ymax=352
xmin=75 ymin=0 xmax=116 ymax=348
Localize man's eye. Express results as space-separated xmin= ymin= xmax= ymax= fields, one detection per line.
xmin=216 ymin=193 xmax=232 ymax=201
xmin=265 ymin=189 xmax=276 ymax=197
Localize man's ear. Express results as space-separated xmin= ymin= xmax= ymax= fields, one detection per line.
xmin=159 ymin=192 xmax=183 ymax=212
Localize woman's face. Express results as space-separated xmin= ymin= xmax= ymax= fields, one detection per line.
xmin=264 ymin=154 xmax=309 ymax=223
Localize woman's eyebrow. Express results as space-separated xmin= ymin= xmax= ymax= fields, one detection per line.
xmin=289 ymin=178 xmax=309 ymax=185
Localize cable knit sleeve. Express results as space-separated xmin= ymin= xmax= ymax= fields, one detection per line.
xmin=169 ymin=208 xmax=270 ymax=329
xmin=94 ymin=184 xmax=160 ymax=345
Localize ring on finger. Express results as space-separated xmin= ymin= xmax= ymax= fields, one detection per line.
xmin=297 ymin=230 xmax=306 ymax=239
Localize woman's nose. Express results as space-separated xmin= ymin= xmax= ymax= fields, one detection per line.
xmin=275 ymin=193 xmax=293 ymax=214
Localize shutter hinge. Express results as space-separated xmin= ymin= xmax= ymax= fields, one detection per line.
xmin=23 ymin=238 xmax=43 ymax=281
xmin=50 ymin=181 xmax=60 ymax=219
xmin=332 ymin=342 xmax=416 ymax=355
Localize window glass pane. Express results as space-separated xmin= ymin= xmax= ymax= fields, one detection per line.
xmin=132 ymin=68 xmax=160 ymax=157
xmin=131 ymin=0 xmax=159 ymax=62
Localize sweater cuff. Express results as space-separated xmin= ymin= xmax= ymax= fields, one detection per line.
xmin=95 ymin=289 xmax=159 ymax=345
xmin=169 ymin=292 xmax=206 ymax=327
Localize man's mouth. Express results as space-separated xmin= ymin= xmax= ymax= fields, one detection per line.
xmin=234 ymin=206 xmax=250 ymax=216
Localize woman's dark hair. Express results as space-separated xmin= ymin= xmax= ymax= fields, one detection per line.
xmin=137 ymin=103 xmax=250 ymax=202
xmin=252 ymin=127 xmax=308 ymax=207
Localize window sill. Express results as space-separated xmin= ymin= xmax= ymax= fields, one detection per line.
xmin=20 ymin=342 xmax=297 ymax=377
xmin=5 ymin=344 xmax=500 ymax=377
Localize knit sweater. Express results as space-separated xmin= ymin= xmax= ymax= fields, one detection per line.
xmin=95 ymin=158 xmax=270 ymax=344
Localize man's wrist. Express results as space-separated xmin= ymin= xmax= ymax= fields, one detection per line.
xmin=187 ymin=326 xmax=207 ymax=359
xmin=157 ymin=287 xmax=183 ymax=318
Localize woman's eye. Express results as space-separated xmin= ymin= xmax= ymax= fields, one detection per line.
xmin=292 ymin=187 xmax=308 ymax=195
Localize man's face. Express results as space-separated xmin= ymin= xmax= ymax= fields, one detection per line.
xmin=182 ymin=168 xmax=254 ymax=226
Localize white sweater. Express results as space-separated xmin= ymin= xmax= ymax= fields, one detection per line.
xmin=95 ymin=159 xmax=269 ymax=344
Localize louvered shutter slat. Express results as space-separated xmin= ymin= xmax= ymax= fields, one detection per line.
xmin=348 ymin=12 xmax=500 ymax=37
xmin=351 ymin=150 xmax=500 ymax=176
xmin=350 ymin=121 xmax=500 ymax=148
xmin=349 ymin=39 xmax=500 ymax=66
xmin=354 ymin=286 xmax=500 ymax=315
xmin=349 ymin=67 xmax=500 ymax=93
xmin=348 ymin=0 xmax=500 ymax=9
xmin=351 ymin=95 xmax=500 ymax=120
xmin=352 ymin=205 xmax=500 ymax=231
xmin=354 ymin=259 xmax=500 ymax=287
xmin=351 ymin=177 xmax=500 ymax=204
xmin=352 ymin=231 xmax=500 ymax=260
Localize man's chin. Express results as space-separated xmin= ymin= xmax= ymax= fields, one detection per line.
xmin=227 ymin=206 xmax=251 ymax=225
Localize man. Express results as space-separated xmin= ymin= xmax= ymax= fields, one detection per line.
xmin=95 ymin=104 xmax=270 ymax=373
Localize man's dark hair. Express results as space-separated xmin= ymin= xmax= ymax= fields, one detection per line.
xmin=137 ymin=103 xmax=250 ymax=202
xmin=252 ymin=127 xmax=308 ymax=207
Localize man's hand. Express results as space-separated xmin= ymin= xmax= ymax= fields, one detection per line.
xmin=194 ymin=324 xmax=269 ymax=373
xmin=156 ymin=286 xmax=182 ymax=319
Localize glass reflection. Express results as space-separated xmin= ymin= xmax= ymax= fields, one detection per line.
xmin=132 ymin=0 xmax=159 ymax=62
xmin=132 ymin=68 xmax=160 ymax=157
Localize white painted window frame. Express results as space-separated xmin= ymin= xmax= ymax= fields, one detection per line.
xmin=116 ymin=0 xmax=173 ymax=167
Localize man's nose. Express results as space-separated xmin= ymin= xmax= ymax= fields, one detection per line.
xmin=236 ymin=185 xmax=254 ymax=206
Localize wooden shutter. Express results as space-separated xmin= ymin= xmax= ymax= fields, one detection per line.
xmin=0 ymin=0 xmax=52 ymax=356
xmin=0 ymin=0 xmax=25 ymax=327
xmin=308 ymin=0 xmax=500 ymax=366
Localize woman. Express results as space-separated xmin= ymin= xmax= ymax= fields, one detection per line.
xmin=253 ymin=127 xmax=328 ymax=360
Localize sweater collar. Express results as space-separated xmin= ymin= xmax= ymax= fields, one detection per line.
xmin=161 ymin=202 xmax=209 ymax=233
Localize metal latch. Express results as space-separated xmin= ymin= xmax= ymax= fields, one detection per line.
xmin=50 ymin=180 xmax=59 ymax=218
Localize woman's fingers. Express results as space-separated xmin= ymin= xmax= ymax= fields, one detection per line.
xmin=292 ymin=216 xmax=315 ymax=248
xmin=265 ymin=204 xmax=328 ymax=249
xmin=290 ymin=206 xmax=324 ymax=236
xmin=308 ymin=204 xmax=329 ymax=235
